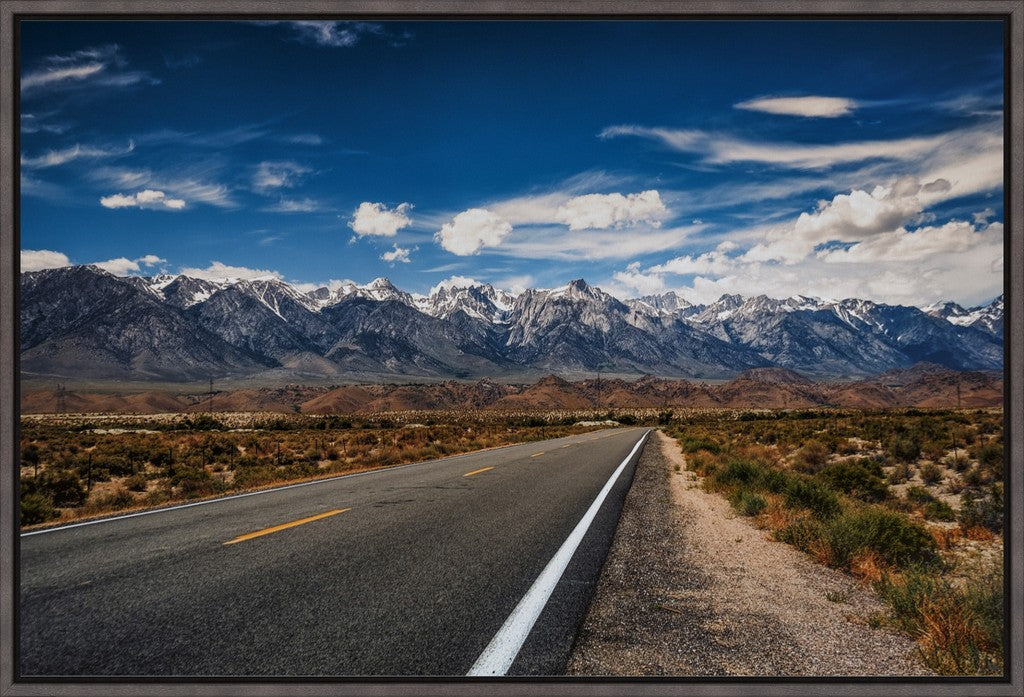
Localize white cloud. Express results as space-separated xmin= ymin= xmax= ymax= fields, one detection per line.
xmin=91 ymin=167 xmax=236 ymax=208
xmin=555 ymin=190 xmax=668 ymax=230
xmin=429 ymin=275 xmax=480 ymax=295
xmin=21 ymin=45 xmax=155 ymax=94
xmin=600 ymin=124 xmax=993 ymax=170
xmin=253 ymin=161 xmax=310 ymax=193
xmin=135 ymin=254 xmax=166 ymax=266
xmin=973 ymin=207 xmax=996 ymax=225
xmin=651 ymin=241 xmax=743 ymax=276
xmin=497 ymin=223 xmax=698 ymax=261
xmin=21 ymin=63 xmax=105 ymax=90
xmin=263 ymin=197 xmax=321 ymax=213
xmin=286 ymin=21 xmax=383 ymax=47
xmin=21 ymin=141 xmax=134 ymax=169
xmin=381 ymin=244 xmax=414 ymax=264
xmin=612 ymin=262 xmax=667 ymax=295
xmin=91 ymin=257 xmax=142 ymax=275
xmin=436 ymin=208 xmax=513 ymax=256
xmin=735 ymin=96 xmax=859 ymax=118
xmin=177 ymin=261 xmax=283 ymax=282
xmin=819 ymin=220 xmax=1000 ymax=265
xmin=20 ymin=249 xmax=71 ymax=272
xmin=349 ymin=202 xmax=413 ymax=237
xmin=100 ymin=189 xmax=186 ymax=210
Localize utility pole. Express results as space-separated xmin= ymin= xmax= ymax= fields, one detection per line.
xmin=55 ymin=383 xmax=67 ymax=414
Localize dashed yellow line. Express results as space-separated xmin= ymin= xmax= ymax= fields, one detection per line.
xmin=464 ymin=466 xmax=494 ymax=477
xmin=531 ymin=452 xmax=544 ymax=458
xmin=224 ymin=509 xmax=349 ymax=545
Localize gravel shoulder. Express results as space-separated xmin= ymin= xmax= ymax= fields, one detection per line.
xmin=565 ymin=429 xmax=933 ymax=676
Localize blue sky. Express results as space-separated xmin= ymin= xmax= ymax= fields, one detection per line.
xmin=20 ymin=20 xmax=1004 ymax=306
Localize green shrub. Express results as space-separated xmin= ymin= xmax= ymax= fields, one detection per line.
xmin=794 ymin=440 xmax=830 ymax=473
xmin=730 ymin=490 xmax=767 ymax=516
xmin=817 ymin=460 xmax=889 ymax=502
xmin=923 ymin=499 xmax=956 ymax=522
xmin=888 ymin=462 xmax=911 ymax=484
xmin=905 ymin=485 xmax=935 ymax=504
xmin=784 ymin=508 xmax=937 ymax=570
xmin=20 ymin=492 xmax=57 ymax=525
xmin=784 ymin=478 xmax=842 ymax=519
xmin=888 ymin=437 xmax=922 ymax=463
xmin=959 ymin=488 xmax=1003 ymax=532
xmin=920 ymin=462 xmax=945 ymax=486
xmin=714 ymin=459 xmax=766 ymax=488
xmin=680 ymin=438 xmax=720 ymax=454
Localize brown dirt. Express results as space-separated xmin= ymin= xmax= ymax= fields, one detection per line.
xmin=565 ymin=430 xmax=933 ymax=677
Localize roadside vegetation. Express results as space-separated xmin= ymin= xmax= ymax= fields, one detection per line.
xmin=665 ymin=407 xmax=1004 ymax=676
xmin=18 ymin=410 xmax=627 ymax=528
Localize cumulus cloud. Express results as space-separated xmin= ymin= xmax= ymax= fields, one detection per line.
xmin=743 ymin=177 xmax=950 ymax=263
xmin=651 ymin=241 xmax=743 ymax=276
xmin=818 ymin=220 xmax=1000 ymax=265
xmin=20 ymin=249 xmax=71 ymax=272
xmin=100 ymin=189 xmax=186 ymax=210
xmin=429 ymin=275 xmax=480 ymax=295
xmin=612 ymin=262 xmax=667 ymax=295
xmin=92 ymin=254 xmax=167 ymax=276
xmin=349 ymin=202 xmax=414 ymax=237
xmin=435 ymin=208 xmax=513 ymax=256
xmin=735 ymin=96 xmax=859 ymax=118
xmin=21 ymin=141 xmax=134 ymax=169
xmin=555 ymin=190 xmax=668 ymax=230
xmin=177 ymin=261 xmax=283 ymax=282
xmin=381 ymin=244 xmax=414 ymax=264
xmin=253 ymin=161 xmax=311 ymax=193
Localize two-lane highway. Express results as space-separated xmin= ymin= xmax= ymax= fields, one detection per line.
xmin=19 ymin=427 xmax=649 ymax=676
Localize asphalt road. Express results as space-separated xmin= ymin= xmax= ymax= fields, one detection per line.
xmin=19 ymin=427 xmax=650 ymax=677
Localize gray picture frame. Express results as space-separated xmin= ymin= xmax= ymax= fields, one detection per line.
xmin=1 ymin=2 xmax=1021 ymax=695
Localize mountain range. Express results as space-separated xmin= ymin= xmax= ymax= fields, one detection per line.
xmin=19 ymin=265 xmax=1004 ymax=383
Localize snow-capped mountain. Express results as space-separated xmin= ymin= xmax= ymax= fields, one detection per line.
xmin=925 ymin=295 xmax=1003 ymax=338
xmin=18 ymin=265 xmax=1005 ymax=382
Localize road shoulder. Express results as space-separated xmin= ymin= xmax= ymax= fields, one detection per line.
xmin=565 ymin=429 xmax=932 ymax=676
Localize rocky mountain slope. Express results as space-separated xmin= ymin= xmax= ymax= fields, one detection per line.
xmin=19 ymin=265 xmax=1004 ymax=382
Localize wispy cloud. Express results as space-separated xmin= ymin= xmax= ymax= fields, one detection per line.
xmin=284 ymin=133 xmax=324 ymax=146
xmin=21 ymin=141 xmax=134 ymax=169
xmin=91 ymin=166 xmax=236 ymax=208
xmin=276 ymin=21 xmax=386 ymax=48
xmin=734 ymin=95 xmax=859 ymax=118
xmin=600 ymin=124 xmax=997 ymax=170
xmin=21 ymin=44 xmax=157 ymax=94
xmin=262 ymin=197 xmax=322 ymax=213
xmin=252 ymin=161 xmax=311 ymax=193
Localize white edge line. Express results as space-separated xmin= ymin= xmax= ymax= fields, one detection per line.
xmin=20 ymin=427 xmax=633 ymax=538
xmin=467 ymin=429 xmax=650 ymax=677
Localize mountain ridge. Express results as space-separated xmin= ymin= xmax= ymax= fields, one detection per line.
xmin=19 ymin=265 xmax=1004 ymax=383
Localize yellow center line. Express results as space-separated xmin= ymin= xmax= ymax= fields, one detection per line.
xmin=223 ymin=508 xmax=350 ymax=545
xmin=463 ymin=466 xmax=494 ymax=477
xmin=531 ymin=451 xmax=545 ymax=458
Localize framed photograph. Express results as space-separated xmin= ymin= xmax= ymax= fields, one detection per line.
xmin=2 ymin=2 xmax=1021 ymax=696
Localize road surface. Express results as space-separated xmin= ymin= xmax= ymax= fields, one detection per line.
xmin=19 ymin=427 xmax=649 ymax=677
